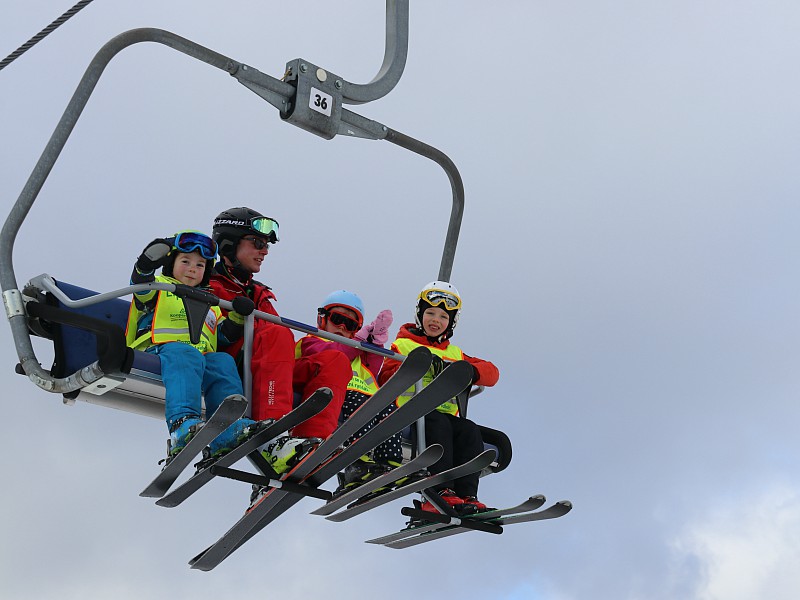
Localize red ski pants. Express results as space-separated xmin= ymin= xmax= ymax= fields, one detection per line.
xmin=292 ymin=349 xmax=351 ymax=438
xmin=249 ymin=321 xmax=296 ymax=422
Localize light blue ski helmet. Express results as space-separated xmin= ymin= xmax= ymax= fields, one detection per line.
xmin=319 ymin=290 xmax=365 ymax=324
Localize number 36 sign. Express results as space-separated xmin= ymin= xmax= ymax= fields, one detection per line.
xmin=309 ymin=87 xmax=333 ymax=117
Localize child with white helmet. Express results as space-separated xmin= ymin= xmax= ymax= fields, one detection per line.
xmin=379 ymin=281 xmax=500 ymax=514
xmin=127 ymin=231 xmax=265 ymax=462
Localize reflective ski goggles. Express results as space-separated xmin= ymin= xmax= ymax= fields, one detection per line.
xmin=173 ymin=231 xmax=217 ymax=260
xmin=250 ymin=217 xmax=280 ymax=243
xmin=322 ymin=309 xmax=362 ymax=332
xmin=420 ymin=288 xmax=461 ymax=310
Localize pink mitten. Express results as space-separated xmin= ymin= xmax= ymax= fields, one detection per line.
xmin=367 ymin=309 xmax=393 ymax=346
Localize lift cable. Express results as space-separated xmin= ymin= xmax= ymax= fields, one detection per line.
xmin=0 ymin=0 xmax=97 ymax=72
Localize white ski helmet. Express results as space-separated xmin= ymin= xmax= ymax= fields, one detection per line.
xmin=415 ymin=280 xmax=462 ymax=339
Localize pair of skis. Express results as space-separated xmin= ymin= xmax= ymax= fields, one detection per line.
xmin=367 ymin=496 xmax=573 ymax=549
xmin=189 ymin=347 xmax=478 ymax=570
xmin=146 ymin=388 xmax=334 ymax=503
xmin=312 ymin=447 xmax=496 ymax=522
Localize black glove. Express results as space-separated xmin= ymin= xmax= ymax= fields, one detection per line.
xmin=430 ymin=355 xmax=447 ymax=377
xmin=136 ymin=238 xmax=172 ymax=272
xmin=231 ymin=296 xmax=255 ymax=317
xmin=469 ymin=363 xmax=480 ymax=384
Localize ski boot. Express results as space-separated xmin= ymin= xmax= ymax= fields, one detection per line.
xmin=205 ymin=417 xmax=262 ymax=460
xmin=420 ymin=488 xmax=465 ymax=514
xmin=331 ymin=455 xmax=391 ymax=500
xmin=248 ymin=483 xmax=267 ymax=512
xmin=167 ymin=416 xmax=204 ymax=460
xmin=386 ymin=459 xmax=430 ymax=489
xmin=456 ymin=495 xmax=494 ymax=515
xmin=261 ymin=435 xmax=322 ymax=475
xmin=404 ymin=491 xmax=465 ymax=529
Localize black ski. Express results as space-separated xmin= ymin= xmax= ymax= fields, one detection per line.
xmin=140 ymin=394 xmax=247 ymax=498
xmin=365 ymin=495 xmax=547 ymax=545
xmin=310 ymin=444 xmax=444 ymax=517
xmin=155 ymin=388 xmax=332 ymax=508
xmin=325 ymin=448 xmax=497 ymax=523
xmin=190 ymin=356 xmax=475 ymax=571
xmin=385 ymin=499 xmax=573 ymax=549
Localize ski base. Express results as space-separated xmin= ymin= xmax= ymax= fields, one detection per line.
xmin=155 ymin=388 xmax=332 ymax=508
xmin=189 ymin=353 xmax=480 ymax=571
xmin=381 ymin=498 xmax=573 ymax=549
xmin=140 ymin=395 xmax=247 ymax=498
xmin=310 ymin=444 xmax=444 ymax=517
xmin=325 ymin=448 xmax=497 ymax=523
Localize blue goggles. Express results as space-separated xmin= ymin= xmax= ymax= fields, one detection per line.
xmin=172 ymin=231 xmax=218 ymax=260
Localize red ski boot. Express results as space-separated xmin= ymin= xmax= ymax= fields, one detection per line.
xmin=457 ymin=495 xmax=494 ymax=515
xmin=420 ymin=488 xmax=465 ymax=513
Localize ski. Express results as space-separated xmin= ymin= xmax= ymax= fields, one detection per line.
xmin=140 ymin=394 xmax=247 ymax=498
xmin=190 ymin=356 xmax=474 ymax=571
xmin=385 ymin=500 xmax=573 ymax=549
xmin=155 ymin=388 xmax=332 ymax=508
xmin=325 ymin=448 xmax=497 ymax=523
xmin=365 ymin=495 xmax=547 ymax=545
xmin=310 ymin=444 xmax=444 ymax=517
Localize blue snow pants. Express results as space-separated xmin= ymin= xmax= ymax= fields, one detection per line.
xmin=147 ymin=342 xmax=243 ymax=430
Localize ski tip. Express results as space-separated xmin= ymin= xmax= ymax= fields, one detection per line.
xmin=316 ymin=387 xmax=333 ymax=399
xmin=225 ymin=393 xmax=248 ymax=405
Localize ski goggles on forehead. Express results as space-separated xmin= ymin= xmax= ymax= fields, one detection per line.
xmin=420 ymin=289 xmax=461 ymax=310
xmin=250 ymin=217 xmax=280 ymax=243
xmin=173 ymin=231 xmax=217 ymax=260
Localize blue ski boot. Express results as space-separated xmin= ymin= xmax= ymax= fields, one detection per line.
xmin=168 ymin=416 xmax=205 ymax=458
xmin=206 ymin=417 xmax=260 ymax=459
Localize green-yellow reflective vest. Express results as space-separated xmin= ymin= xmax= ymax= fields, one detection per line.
xmin=126 ymin=276 xmax=221 ymax=353
xmin=393 ymin=337 xmax=464 ymax=416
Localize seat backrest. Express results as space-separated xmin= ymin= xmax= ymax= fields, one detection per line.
xmin=49 ymin=281 xmax=135 ymax=376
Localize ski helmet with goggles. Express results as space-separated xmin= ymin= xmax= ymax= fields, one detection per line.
xmin=415 ymin=281 xmax=462 ymax=339
xmin=212 ymin=207 xmax=280 ymax=262
xmin=161 ymin=230 xmax=217 ymax=287
xmin=317 ymin=290 xmax=365 ymax=334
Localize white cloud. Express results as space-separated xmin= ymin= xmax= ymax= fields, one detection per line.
xmin=671 ymin=486 xmax=800 ymax=600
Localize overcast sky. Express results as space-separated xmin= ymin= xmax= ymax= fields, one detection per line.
xmin=2 ymin=1 xmax=800 ymax=599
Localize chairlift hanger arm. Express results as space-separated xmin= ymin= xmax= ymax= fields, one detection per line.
xmin=340 ymin=0 xmax=409 ymax=105
xmin=0 ymin=4 xmax=458 ymax=394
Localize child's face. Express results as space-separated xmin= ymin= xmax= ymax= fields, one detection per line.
xmin=322 ymin=306 xmax=360 ymax=339
xmin=172 ymin=251 xmax=206 ymax=287
xmin=421 ymin=306 xmax=450 ymax=338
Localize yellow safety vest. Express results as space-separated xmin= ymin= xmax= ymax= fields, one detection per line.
xmin=392 ymin=337 xmax=464 ymax=416
xmin=295 ymin=336 xmax=379 ymax=397
xmin=126 ymin=276 xmax=221 ymax=353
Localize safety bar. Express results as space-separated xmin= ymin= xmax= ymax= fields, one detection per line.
xmin=24 ymin=275 xmax=406 ymax=397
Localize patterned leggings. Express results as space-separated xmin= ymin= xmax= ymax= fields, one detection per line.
xmin=341 ymin=390 xmax=403 ymax=464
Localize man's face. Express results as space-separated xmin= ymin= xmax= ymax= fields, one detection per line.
xmin=234 ymin=235 xmax=269 ymax=273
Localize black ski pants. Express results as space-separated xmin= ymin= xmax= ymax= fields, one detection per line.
xmin=423 ymin=410 xmax=485 ymax=498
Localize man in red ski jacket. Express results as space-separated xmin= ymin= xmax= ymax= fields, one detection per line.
xmin=209 ymin=207 xmax=350 ymax=474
